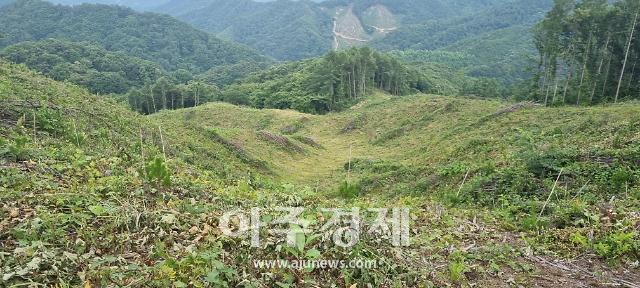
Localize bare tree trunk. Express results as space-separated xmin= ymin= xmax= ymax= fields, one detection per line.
xmin=563 ymin=63 xmax=573 ymax=104
xmin=544 ymin=66 xmax=552 ymax=106
xmin=347 ymin=72 xmax=352 ymax=99
xmin=162 ymin=88 xmax=167 ymax=110
xmin=562 ymin=45 xmax=576 ymax=104
xmin=615 ymin=12 xmax=638 ymax=103
xmin=195 ymin=86 xmax=200 ymax=106
xmin=362 ymin=63 xmax=367 ymax=95
xmin=601 ymin=55 xmax=612 ymax=99
xmin=540 ymin=54 xmax=548 ymax=95
xmin=352 ymin=65 xmax=357 ymax=98
xmin=577 ymin=34 xmax=593 ymax=105
xmin=591 ymin=35 xmax=610 ymax=104
xmin=150 ymin=94 xmax=157 ymax=113
xmin=626 ymin=60 xmax=637 ymax=91
xmin=552 ymin=76 xmax=559 ymax=104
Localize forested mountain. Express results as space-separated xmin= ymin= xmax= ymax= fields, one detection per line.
xmin=534 ymin=0 xmax=640 ymax=105
xmin=371 ymin=0 xmax=551 ymax=51
xmin=48 ymin=0 xmax=168 ymax=10
xmin=0 ymin=0 xmax=269 ymax=73
xmin=47 ymin=0 xmax=324 ymax=9
xmin=145 ymin=0 xmax=552 ymax=84
xmin=14 ymin=0 xmax=554 ymax=85
xmin=370 ymin=0 xmax=553 ymax=84
xmin=0 ymin=39 xmax=164 ymax=94
xmin=0 ymin=38 xmax=223 ymax=114
xmin=154 ymin=0 xmax=513 ymax=59
xmin=153 ymin=0 xmax=333 ymax=60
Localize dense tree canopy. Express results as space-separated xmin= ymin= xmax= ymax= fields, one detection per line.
xmin=220 ymin=47 xmax=463 ymax=114
xmin=155 ymin=0 xmax=332 ymax=60
xmin=0 ymin=0 xmax=268 ymax=73
xmin=0 ymin=38 xmax=221 ymax=114
xmin=533 ymin=0 xmax=640 ymax=105
xmin=0 ymin=39 xmax=163 ymax=94
xmin=197 ymin=61 xmax=272 ymax=88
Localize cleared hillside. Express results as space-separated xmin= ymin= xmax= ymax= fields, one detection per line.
xmin=1 ymin=62 xmax=638 ymax=286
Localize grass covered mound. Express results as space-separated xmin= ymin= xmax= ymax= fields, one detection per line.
xmin=1 ymin=62 xmax=639 ymax=286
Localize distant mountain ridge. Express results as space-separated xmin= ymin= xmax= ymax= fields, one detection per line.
xmin=0 ymin=0 xmax=269 ymax=73
xmin=2 ymin=0 xmax=555 ymax=84
xmin=154 ymin=0 xmax=553 ymax=73
xmin=151 ymin=0 xmax=514 ymax=59
xmin=153 ymin=0 xmax=333 ymax=60
xmin=146 ymin=0 xmax=552 ymax=83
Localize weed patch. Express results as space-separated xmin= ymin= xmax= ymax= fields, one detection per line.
xmin=340 ymin=114 xmax=366 ymax=134
xmin=207 ymin=129 xmax=268 ymax=170
xmin=292 ymin=135 xmax=323 ymax=149
xmin=256 ymin=130 xmax=304 ymax=153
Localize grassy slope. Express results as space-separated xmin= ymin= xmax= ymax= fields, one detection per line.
xmin=161 ymin=92 xmax=640 ymax=190
xmin=1 ymin=63 xmax=639 ymax=286
xmin=158 ymin=93 xmax=640 ymax=283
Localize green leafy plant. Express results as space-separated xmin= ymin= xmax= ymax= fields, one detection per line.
xmin=143 ymin=157 xmax=171 ymax=187
xmin=35 ymin=108 xmax=67 ymax=135
xmin=5 ymin=136 xmax=30 ymax=161
xmin=338 ymin=181 xmax=359 ymax=199
xmin=594 ymin=231 xmax=637 ymax=260
xmin=447 ymin=250 xmax=468 ymax=282
xmin=610 ymin=169 xmax=631 ymax=191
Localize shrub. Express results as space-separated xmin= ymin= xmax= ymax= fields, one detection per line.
xmin=610 ymin=169 xmax=632 ymax=191
xmin=143 ymin=157 xmax=171 ymax=187
xmin=436 ymin=162 xmax=467 ymax=177
xmin=338 ymin=181 xmax=359 ymax=199
xmin=4 ymin=136 xmax=30 ymax=162
xmin=447 ymin=250 xmax=468 ymax=282
xmin=35 ymin=108 xmax=67 ymax=135
xmin=594 ymin=231 xmax=637 ymax=260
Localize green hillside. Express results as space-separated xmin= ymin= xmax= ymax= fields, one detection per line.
xmin=371 ymin=0 xmax=550 ymax=51
xmin=49 ymin=0 xmax=169 ymax=10
xmin=4 ymin=0 xmax=555 ymax=86
xmin=0 ymin=0 xmax=268 ymax=73
xmin=154 ymin=0 xmax=333 ymax=60
xmin=220 ymin=47 xmax=437 ymax=114
xmin=1 ymin=61 xmax=639 ymax=286
xmin=145 ymin=0 xmax=551 ymax=84
xmin=371 ymin=0 xmax=552 ymax=84
xmin=0 ymin=39 xmax=165 ymax=94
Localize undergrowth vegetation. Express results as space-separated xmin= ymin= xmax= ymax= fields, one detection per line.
xmin=1 ymin=62 xmax=639 ymax=286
